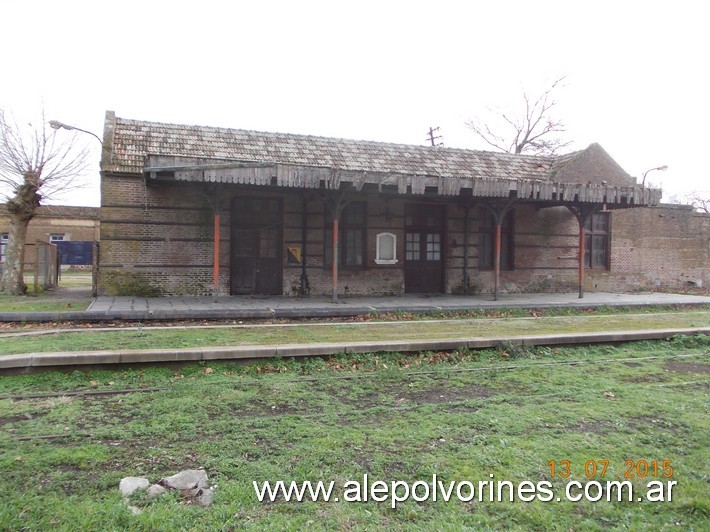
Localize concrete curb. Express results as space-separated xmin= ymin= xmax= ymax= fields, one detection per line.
xmin=1 ymin=327 xmax=707 ymax=371
xmin=1 ymin=299 xmax=708 ymax=323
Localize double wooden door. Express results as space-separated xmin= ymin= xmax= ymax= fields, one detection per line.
xmin=230 ymin=197 xmax=282 ymax=295
xmin=404 ymin=204 xmax=444 ymax=293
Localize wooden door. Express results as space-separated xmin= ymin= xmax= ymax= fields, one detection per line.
xmin=230 ymin=197 xmax=282 ymax=295
xmin=404 ymin=204 xmax=445 ymax=293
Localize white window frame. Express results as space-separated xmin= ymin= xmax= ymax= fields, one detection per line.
xmin=375 ymin=232 xmax=397 ymax=265
xmin=49 ymin=234 xmax=66 ymax=242
xmin=0 ymin=233 xmax=8 ymax=263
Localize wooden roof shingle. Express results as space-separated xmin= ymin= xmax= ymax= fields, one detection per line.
xmin=102 ymin=111 xmax=557 ymax=182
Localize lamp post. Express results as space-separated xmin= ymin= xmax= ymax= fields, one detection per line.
xmin=49 ymin=119 xmax=103 ymax=297
xmin=49 ymin=120 xmax=103 ymax=146
xmin=641 ymin=165 xmax=668 ymax=188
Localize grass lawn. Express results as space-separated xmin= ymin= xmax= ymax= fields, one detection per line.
xmin=1 ymin=308 xmax=708 ymax=355
xmin=0 ymin=271 xmax=92 ymax=313
xmin=0 ymin=336 xmax=707 ymax=529
xmin=57 ymin=272 xmax=93 ymax=288
xmin=0 ymin=295 xmax=91 ymax=313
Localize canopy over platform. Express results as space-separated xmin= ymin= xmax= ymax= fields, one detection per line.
xmin=102 ymin=111 xmax=662 ymax=208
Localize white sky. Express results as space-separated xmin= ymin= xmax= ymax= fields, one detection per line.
xmin=1 ymin=0 xmax=707 ymax=206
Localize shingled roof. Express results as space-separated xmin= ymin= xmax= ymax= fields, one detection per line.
xmin=102 ymin=111 xmax=557 ymax=181
xmin=100 ymin=111 xmax=659 ymax=205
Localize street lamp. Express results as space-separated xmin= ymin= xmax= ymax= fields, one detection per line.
xmin=641 ymin=165 xmax=668 ymax=188
xmin=49 ymin=119 xmax=103 ymax=298
xmin=49 ymin=120 xmax=103 ymax=145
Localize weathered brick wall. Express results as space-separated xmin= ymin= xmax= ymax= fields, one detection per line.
xmin=588 ymin=204 xmax=709 ymax=291
xmin=296 ymin=195 xmax=406 ymax=296
xmin=444 ymin=204 xmax=580 ymax=294
xmin=554 ymin=144 xmax=636 ymax=188
xmin=443 ymin=203 xmax=709 ymax=295
xmin=100 ymin=174 xmax=216 ymax=295
xmin=99 ymin=173 xmax=709 ymax=296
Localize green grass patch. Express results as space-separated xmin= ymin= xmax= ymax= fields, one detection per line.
xmin=0 ymin=271 xmax=92 ymax=312
xmin=1 ymin=309 xmax=708 ymax=355
xmin=0 ymin=294 xmax=91 ymax=313
xmin=57 ymin=272 xmax=93 ymax=288
xmin=372 ymin=304 xmax=710 ymax=321
xmin=0 ymin=339 xmax=708 ymax=529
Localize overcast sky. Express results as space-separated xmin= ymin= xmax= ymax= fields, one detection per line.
xmin=1 ymin=0 xmax=707 ymax=207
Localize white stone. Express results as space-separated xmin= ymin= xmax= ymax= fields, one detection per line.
xmin=160 ymin=469 xmax=209 ymax=490
xmin=119 ymin=477 xmax=150 ymax=497
xmin=147 ymin=484 xmax=167 ymax=500
xmin=196 ymin=487 xmax=214 ymax=507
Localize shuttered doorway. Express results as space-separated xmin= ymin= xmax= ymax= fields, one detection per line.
xmin=404 ymin=204 xmax=445 ymax=293
xmin=230 ymin=197 xmax=282 ymax=295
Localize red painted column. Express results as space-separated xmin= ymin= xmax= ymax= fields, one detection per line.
xmin=578 ymin=223 xmax=585 ymax=299
xmin=494 ymin=222 xmax=502 ymax=301
xmin=213 ymin=214 xmax=220 ymax=299
xmin=332 ymin=217 xmax=339 ymax=303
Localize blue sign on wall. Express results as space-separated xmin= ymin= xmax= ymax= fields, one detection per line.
xmin=56 ymin=241 xmax=94 ymax=265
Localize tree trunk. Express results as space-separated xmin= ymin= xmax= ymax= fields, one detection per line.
xmin=0 ymin=215 xmax=30 ymax=295
xmin=0 ymin=176 xmax=41 ymax=295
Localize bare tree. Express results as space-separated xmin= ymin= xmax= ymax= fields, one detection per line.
xmin=686 ymin=190 xmax=709 ymax=214
xmin=466 ymin=77 xmax=570 ymax=156
xmin=0 ymin=110 xmax=89 ymax=295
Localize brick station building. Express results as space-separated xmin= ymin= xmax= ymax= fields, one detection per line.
xmin=98 ymin=111 xmax=708 ymax=298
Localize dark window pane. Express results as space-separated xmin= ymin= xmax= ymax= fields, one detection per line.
xmin=406 ymin=232 xmax=420 ymax=260
xmin=584 ymin=213 xmax=610 ymax=270
xmin=426 ymin=233 xmax=441 ymax=261
xmin=344 ymin=229 xmax=363 ymax=266
xmin=479 ymin=233 xmax=492 ymax=269
xmin=592 ymin=235 xmax=607 ymax=267
xmin=501 ymin=233 xmax=510 ymax=269
xmin=260 ymin=229 xmax=278 ymax=259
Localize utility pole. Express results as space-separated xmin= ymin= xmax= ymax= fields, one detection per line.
xmin=426 ymin=126 xmax=443 ymax=147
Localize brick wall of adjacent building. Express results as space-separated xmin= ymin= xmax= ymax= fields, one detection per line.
xmin=588 ymin=204 xmax=708 ymax=291
xmin=99 ymin=174 xmax=709 ymax=296
xmin=0 ymin=205 xmax=99 ymax=268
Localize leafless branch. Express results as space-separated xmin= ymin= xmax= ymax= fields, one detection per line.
xmin=466 ymin=77 xmax=571 ymax=156
xmin=1 ymin=108 xmax=91 ymax=294
xmin=0 ymin=109 xmax=90 ymax=202
xmin=686 ymin=190 xmax=709 ymax=214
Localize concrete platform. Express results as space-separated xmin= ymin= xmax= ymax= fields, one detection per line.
xmin=2 ymin=327 xmax=708 ymax=371
xmin=1 ymin=291 xmax=709 ymax=322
